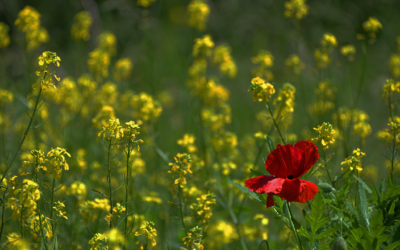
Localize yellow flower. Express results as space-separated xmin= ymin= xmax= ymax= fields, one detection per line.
xmin=137 ymin=0 xmax=156 ymax=7
xmin=285 ymin=54 xmax=305 ymax=75
xmin=0 ymin=89 xmax=14 ymax=106
xmin=314 ymin=48 xmax=330 ymax=68
xmin=88 ymin=233 xmax=108 ymax=250
xmin=190 ymin=192 xmax=216 ymax=225
xmin=284 ymin=0 xmax=309 ymax=20
xmin=341 ymin=148 xmax=365 ymax=172
xmin=248 ymin=77 xmax=275 ymax=103
xmin=113 ymin=58 xmax=133 ymax=82
xmin=321 ymin=33 xmax=338 ymax=48
xmin=341 ymin=45 xmax=356 ymax=61
xmin=213 ymin=45 xmax=237 ymax=78
xmin=0 ymin=22 xmax=10 ymax=48
xmin=187 ymin=0 xmax=209 ymax=31
xmin=312 ymin=122 xmax=335 ymax=150
xmin=15 ymin=6 xmax=41 ymax=33
xmin=193 ymin=35 xmax=214 ymax=57
xmin=182 ymin=226 xmax=204 ymax=250
xmin=362 ymin=17 xmax=382 ymax=38
xmin=168 ymin=153 xmax=192 ymax=190
xmin=71 ymin=11 xmax=93 ymax=41
xmin=135 ymin=221 xmax=157 ymax=248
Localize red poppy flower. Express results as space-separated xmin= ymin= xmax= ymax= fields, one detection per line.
xmin=245 ymin=140 xmax=319 ymax=208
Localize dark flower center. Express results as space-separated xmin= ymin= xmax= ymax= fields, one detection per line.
xmin=287 ymin=175 xmax=294 ymax=179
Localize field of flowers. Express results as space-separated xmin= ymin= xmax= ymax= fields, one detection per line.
xmin=1 ymin=0 xmax=400 ymax=249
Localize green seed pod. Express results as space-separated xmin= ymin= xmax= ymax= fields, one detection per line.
xmin=332 ymin=236 xmax=347 ymax=250
xmin=318 ymin=183 xmax=336 ymax=193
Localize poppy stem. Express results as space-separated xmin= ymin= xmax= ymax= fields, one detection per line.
xmin=287 ymin=203 xmax=304 ymax=250
xmin=266 ymin=101 xmax=286 ymax=145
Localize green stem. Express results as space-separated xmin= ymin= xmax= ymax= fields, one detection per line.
xmin=287 ymin=203 xmax=303 ymax=250
xmin=124 ymin=140 xmax=132 ymax=250
xmin=50 ymin=178 xmax=56 ymax=233
xmin=322 ymin=150 xmax=333 ymax=186
xmin=266 ymin=101 xmax=286 ymax=145
xmin=352 ymin=42 xmax=368 ymax=109
xmin=0 ymin=188 xmax=7 ymax=242
xmin=107 ymin=138 xmax=113 ymax=229
xmin=178 ymin=185 xmax=187 ymax=235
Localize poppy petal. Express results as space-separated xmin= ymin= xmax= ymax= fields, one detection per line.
xmin=292 ymin=179 xmax=319 ymax=203
xmin=294 ymin=140 xmax=319 ymax=178
xmin=266 ymin=193 xmax=275 ymax=208
xmin=245 ymin=175 xmax=276 ymax=193
xmin=265 ymin=144 xmax=303 ymax=179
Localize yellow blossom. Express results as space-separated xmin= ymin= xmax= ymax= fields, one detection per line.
xmin=284 ymin=0 xmax=309 ymax=20
xmin=0 ymin=22 xmax=10 ymax=48
xmin=248 ymin=77 xmax=275 ymax=103
xmin=71 ymin=11 xmax=93 ymax=41
xmin=187 ymin=0 xmax=210 ymax=31
xmin=363 ymin=17 xmax=382 ymax=38
xmin=312 ymin=122 xmax=335 ymax=150
xmin=113 ymin=58 xmax=133 ymax=82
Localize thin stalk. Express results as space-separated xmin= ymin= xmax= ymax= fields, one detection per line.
xmin=322 ymin=150 xmax=333 ymax=186
xmin=389 ymin=94 xmax=396 ymax=182
xmin=0 ymin=187 xmax=7 ymax=242
xmin=287 ymin=203 xmax=303 ymax=250
xmin=124 ymin=139 xmax=132 ymax=250
xmin=37 ymin=203 xmax=49 ymax=250
xmin=50 ymin=178 xmax=56 ymax=233
xmin=266 ymin=101 xmax=286 ymax=145
xmin=20 ymin=204 xmax=24 ymax=239
xmin=177 ymin=185 xmax=187 ymax=235
xmin=107 ymin=138 xmax=113 ymax=229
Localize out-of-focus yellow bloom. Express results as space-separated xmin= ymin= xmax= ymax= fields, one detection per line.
xmin=53 ymin=201 xmax=68 ymax=220
xmin=273 ymin=83 xmax=296 ymax=113
xmin=201 ymin=105 xmax=231 ymax=132
xmin=113 ymin=58 xmax=133 ymax=82
xmin=341 ymin=45 xmax=356 ymax=61
xmin=285 ymin=54 xmax=305 ymax=75
xmin=205 ymin=220 xmax=238 ymax=248
xmin=168 ymin=153 xmax=192 ymax=190
xmin=341 ymin=148 xmax=365 ymax=172
xmin=8 ymin=179 xmax=40 ymax=221
xmin=201 ymin=79 xmax=230 ymax=108
xmin=106 ymin=203 xmax=126 ymax=226
xmin=363 ymin=17 xmax=382 ymax=38
xmin=193 ymin=35 xmax=214 ymax=57
xmin=187 ymin=0 xmax=210 ymax=31
xmin=248 ymin=77 xmax=275 ymax=103
xmin=142 ymin=191 xmax=163 ymax=204
xmin=137 ymin=0 xmax=156 ymax=8
xmin=66 ymin=181 xmax=87 ymax=200
xmin=314 ymin=48 xmax=330 ymax=68
xmin=87 ymin=48 xmax=111 ymax=82
xmin=94 ymin=81 xmax=119 ymax=107
xmin=188 ymin=58 xmax=207 ymax=77
xmin=130 ymin=92 xmax=163 ymax=122
xmin=321 ymin=33 xmax=337 ymax=48
xmin=382 ymin=79 xmax=400 ymax=102
xmin=71 ymin=11 xmax=93 ymax=41
xmin=0 ymin=89 xmax=14 ymax=106
xmin=333 ymin=106 xmax=352 ymax=130
xmin=352 ymin=110 xmax=372 ymax=141
xmin=15 ymin=6 xmax=49 ymax=51
xmin=5 ymin=232 xmax=31 ymax=250
xmin=377 ymin=117 xmax=400 ymax=143
xmin=312 ymin=122 xmax=335 ymax=150
xmin=254 ymin=214 xmax=269 ymax=225
xmin=80 ymin=199 xmax=110 ymax=224
xmin=135 ymin=221 xmax=157 ymax=249
xmin=182 ymin=226 xmax=204 ymax=250
xmin=106 ymin=228 xmax=125 ymax=246
xmin=89 ymin=233 xmax=108 ymax=250
xmin=309 ymin=81 xmax=336 ymax=116
xmin=0 ymin=22 xmax=10 ymax=48
xmin=92 ymin=105 xmax=116 ymax=128
xmin=284 ymin=0 xmax=309 ymax=20
xmin=98 ymin=32 xmax=117 ymax=55
xmin=28 ymin=215 xmax=53 ymax=240
xmin=389 ymin=54 xmax=400 ymax=78
xmin=213 ymin=45 xmax=237 ymax=78
xmin=252 ymin=50 xmax=274 ymax=80
xmin=190 ymin=192 xmax=216 ymax=225
xmin=177 ymin=134 xmax=197 ymax=153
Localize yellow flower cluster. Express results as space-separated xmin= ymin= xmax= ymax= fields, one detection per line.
xmin=131 ymin=92 xmax=163 ymax=122
xmin=341 ymin=45 xmax=356 ymax=61
xmin=201 ymin=105 xmax=231 ymax=132
xmin=137 ymin=0 xmax=156 ymax=8
xmin=321 ymin=33 xmax=338 ymax=48
xmin=213 ymin=45 xmax=237 ymax=78
xmin=377 ymin=117 xmax=400 ymax=143
xmin=312 ymin=122 xmax=336 ymax=150
xmin=190 ymin=192 xmax=216 ymax=225
xmin=206 ymin=220 xmax=238 ymax=248
xmin=71 ymin=11 xmax=93 ymax=41
xmin=352 ymin=110 xmax=372 ymax=141
xmin=192 ymin=35 xmax=214 ymax=57
xmin=382 ymin=78 xmax=400 ymax=103
xmin=66 ymin=181 xmax=87 ymax=200
xmin=284 ymin=0 xmax=309 ymax=20
xmin=47 ymin=147 xmax=71 ymax=179
xmin=5 ymin=232 xmax=30 ymax=250
xmin=362 ymin=17 xmax=382 ymax=38
xmin=248 ymin=77 xmax=275 ymax=103
xmin=15 ymin=6 xmax=49 ymax=51
xmin=106 ymin=203 xmax=126 ymax=226
xmin=341 ymin=148 xmax=366 ymax=172
xmin=168 ymin=153 xmax=192 ymax=190
xmin=142 ymin=191 xmax=162 ymax=204
xmin=80 ymin=198 xmax=110 ymax=224
xmin=8 ymin=178 xmax=40 ymax=221
xmin=0 ymin=88 xmax=14 ymax=106
xmin=187 ymin=0 xmax=210 ymax=31
xmin=88 ymin=32 xmax=117 ymax=81
xmin=0 ymin=22 xmax=10 ymax=48
xmin=389 ymin=54 xmax=400 ymax=78
xmin=135 ymin=221 xmax=157 ymax=249
xmin=88 ymin=233 xmax=108 ymax=250
xmin=113 ymin=58 xmax=133 ymax=82
xmin=29 ymin=214 xmax=53 ymax=240
xmin=285 ymin=54 xmax=305 ymax=75
xmin=92 ymin=105 xmax=116 ymax=128
xmin=53 ymin=201 xmax=68 ymax=220
xmin=309 ymin=81 xmax=336 ymax=116
xmin=182 ymin=226 xmax=204 ymax=250
xmin=98 ymin=118 xmax=124 ymax=141
xmin=177 ymin=134 xmax=197 ymax=153
xmin=252 ymin=50 xmax=274 ymax=80
xmin=33 ymin=51 xmax=61 ymax=90
xmin=273 ymin=83 xmax=296 ymax=114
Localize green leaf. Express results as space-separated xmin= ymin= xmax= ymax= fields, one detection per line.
xmin=385 ymin=240 xmax=400 ymax=250
xmin=357 ymin=181 xmax=370 ymax=230
xmin=371 ymin=182 xmax=380 ymax=204
xmin=314 ymin=225 xmax=340 ymax=240
xmin=266 ymin=136 xmax=275 ymax=153
xmin=315 ymin=240 xmax=334 ymax=250
xmin=353 ymin=175 xmax=372 ymax=194
xmin=227 ymin=180 xmax=262 ymax=203
xmin=393 ymin=225 xmax=400 ymax=243
xmin=306 ymin=192 xmax=328 ymax=235
xmin=92 ymin=189 xmax=109 ymax=199
xmin=250 ymin=168 xmax=266 ymax=177
xmin=389 ymin=200 xmax=396 ymax=215
xmin=298 ymin=226 xmax=310 ymax=240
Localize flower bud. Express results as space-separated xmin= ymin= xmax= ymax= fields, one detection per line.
xmin=332 ymin=236 xmax=347 ymax=250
